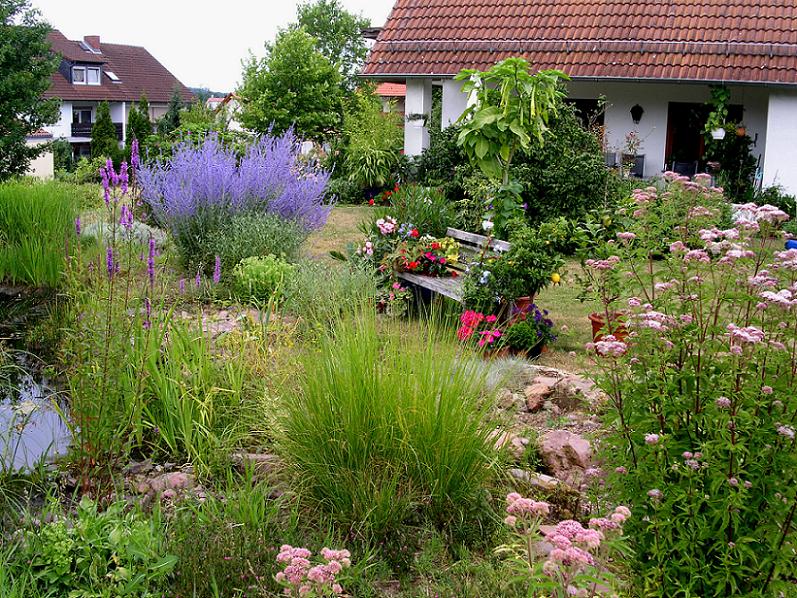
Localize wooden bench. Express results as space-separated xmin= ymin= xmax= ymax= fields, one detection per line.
xmin=396 ymin=227 xmax=511 ymax=303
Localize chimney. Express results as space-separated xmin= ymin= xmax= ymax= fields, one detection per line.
xmin=84 ymin=36 xmax=101 ymax=52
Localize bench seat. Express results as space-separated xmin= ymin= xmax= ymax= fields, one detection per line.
xmin=396 ymin=227 xmax=510 ymax=304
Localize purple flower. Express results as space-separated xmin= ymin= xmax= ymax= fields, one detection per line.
xmin=178 ymin=278 xmax=186 ymax=294
xmin=75 ymin=216 xmax=81 ymax=236
xmin=120 ymin=161 xmax=129 ymax=195
xmin=195 ymin=270 xmax=201 ymax=288
xmin=131 ymin=139 xmax=140 ymax=171
xmin=147 ymin=236 xmax=156 ymax=286
xmin=213 ymin=255 xmax=221 ymax=285
xmin=106 ymin=246 xmax=115 ymax=278
xmin=138 ymin=131 xmax=332 ymax=234
xmin=143 ymin=297 xmax=152 ymax=330
xmin=120 ymin=204 xmax=134 ymax=230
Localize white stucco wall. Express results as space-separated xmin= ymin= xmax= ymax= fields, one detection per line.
xmin=47 ymin=102 xmax=72 ymax=139
xmin=25 ymin=138 xmax=54 ymax=179
xmin=442 ymin=79 xmax=468 ymax=127
xmin=433 ymin=79 xmax=771 ymax=180
xmin=404 ymin=79 xmax=433 ymax=156
xmin=762 ymin=92 xmax=797 ymax=194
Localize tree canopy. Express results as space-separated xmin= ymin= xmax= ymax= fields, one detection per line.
xmin=238 ymin=28 xmax=343 ymax=140
xmin=0 ymin=0 xmax=59 ymax=181
xmin=295 ymin=0 xmax=369 ymax=92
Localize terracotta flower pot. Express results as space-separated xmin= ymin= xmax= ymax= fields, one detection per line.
xmin=736 ymin=126 xmax=747 ymax=137
xmin=588 ymin=312 xmax=628 ymax=343
xmin=513 ymin=295 xmax=534 ymax=313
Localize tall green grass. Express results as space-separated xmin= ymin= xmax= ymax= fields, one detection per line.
xmin=0 ymin=181 xmax=81 ymax=287
xmin=280 ymin=312 xmax=497 ymax=540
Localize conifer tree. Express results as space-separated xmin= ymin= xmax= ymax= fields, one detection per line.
xmin=91 ymin=101 xmax=119 ymax=160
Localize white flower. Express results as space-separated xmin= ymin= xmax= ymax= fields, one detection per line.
xmin=482 ymin=220 xmax=494 ymax=231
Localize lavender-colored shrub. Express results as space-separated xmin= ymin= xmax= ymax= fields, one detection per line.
xmin=138 ymin=131 xmax=331 ymax=271
xmin=138 ymin=131 xmax=331 ymax=233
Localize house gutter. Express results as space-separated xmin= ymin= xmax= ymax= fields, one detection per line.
xmin=360 ymin=73 xmax=797 ymax=89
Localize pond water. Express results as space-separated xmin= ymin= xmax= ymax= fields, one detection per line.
xmin=0 ymin=289 xmax=71 ymax=472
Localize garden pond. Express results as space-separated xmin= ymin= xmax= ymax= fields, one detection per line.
xmin=0 ymin=289 xmax=70 ymax=472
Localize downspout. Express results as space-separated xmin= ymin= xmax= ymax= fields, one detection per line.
xmin=121 ymin=101 xmax=127 ymax=145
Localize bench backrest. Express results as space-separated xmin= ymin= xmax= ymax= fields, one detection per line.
xmin=446 ymin=227 xmax=511 ymax=256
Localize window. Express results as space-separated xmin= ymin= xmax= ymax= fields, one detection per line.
xmin=105 ymin=70 xmax=120 ymax=82
xmin=72 ymin=107 xmax=92 ymax=124
xmin=72 ymin=66 xmax=85 ymax=84
xmin=87 ymin=67 xmax=100 ymax=85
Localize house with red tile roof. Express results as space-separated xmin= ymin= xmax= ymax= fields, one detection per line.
xmin=363 ymin=0 xmax=797 ymax=193
xmin=43 ymin=30 xmax=194 ymax=159
xmin=375 ymin=82 xmax=406 ymax=116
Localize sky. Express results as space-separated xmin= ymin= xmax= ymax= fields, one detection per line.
xmin=31 ymin=0 xmax=395 ymax=92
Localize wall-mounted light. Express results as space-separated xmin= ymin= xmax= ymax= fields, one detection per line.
xmin=630 ymin=104 xmax=644 ymax=124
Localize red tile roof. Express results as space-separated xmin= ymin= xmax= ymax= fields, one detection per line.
xmin=363 ymin=0 xmax=797 ymax=85
xmin=376 ymin=82 xmax=407 ymax=97
xmin=44 ymin=31 xmax=195 ymax=103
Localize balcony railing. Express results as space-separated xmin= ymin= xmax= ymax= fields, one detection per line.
xmin=71 ymin=122 xmax=123 ymax=140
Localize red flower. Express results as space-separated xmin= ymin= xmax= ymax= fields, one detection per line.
xmin=450 ymin=270 xmax=458 ymax=278
xmin=431 ymin=242 xmax=441 ymax=250
xmin=408 ymin=261 xmax=420 ymax=270
xmin=368 ymin=199 xmax=375 ymax=206
xmin=394 ymin=184 xmax=400 ymax=192
xmin=410 ymin=229 xmax=420 ymax=238
xmin=439 ymin=258 xmax=447 ymax=265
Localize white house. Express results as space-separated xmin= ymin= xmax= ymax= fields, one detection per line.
xmin=363 ymin=0 xmax=797 ymax=194
xmin=43 ymin=31 xmax=194 ymax=159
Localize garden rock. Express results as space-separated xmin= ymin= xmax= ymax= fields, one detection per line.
xmin=490 ymin=431 xmax=529 ymax=461
xmin=508 ymin=468 xmax=561 ymax=492
xmin=524 ymin=375 xmax=558 ymax=411
xmin=539 ymin=430 xmax=592 ymax=479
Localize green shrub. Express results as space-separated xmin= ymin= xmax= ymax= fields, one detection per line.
xmin=280 ymin=312 xmax=496 ymax=540
xmin=11 ymin=497 xmax=174 ymax=596
xmin=0 ymin=180 xmax=80 ymax=286
xmin=232 ymin=255 xmax=296 ymax=302
xmin=326 ymin=177 xmax=364 ymax=204
xmin=755 ymin=184 xmax=796 ymax=218
xmin=415 ymin=124 xmax=468 ymax=202
xmin=177 ymin=211 xmax=308 ymax=276
xmin=371 ymin=184 xmax=455 ymax=238
xmin=342 ymin=91 xmax=403 ymax=189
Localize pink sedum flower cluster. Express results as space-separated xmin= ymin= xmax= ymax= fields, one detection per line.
xmin=275 ymin=544 xmax=351 ymax=597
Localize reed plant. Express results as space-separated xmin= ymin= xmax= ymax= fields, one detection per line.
xmin=280 ymin=311 xmax=497 ymax=540
xmin=0 ymin=180 xmax=80 ymax=287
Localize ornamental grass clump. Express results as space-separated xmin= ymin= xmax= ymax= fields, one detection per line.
xmin=138 ymin=132 xmax=331 ymax=272
xmin=280 ymin=312 xmax=496 ymax=541
xmin=588 ymin=172 xmax=797 ymax=596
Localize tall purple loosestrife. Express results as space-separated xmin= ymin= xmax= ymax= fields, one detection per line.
xmin=138 ymin=131 xmax=332 ymax=233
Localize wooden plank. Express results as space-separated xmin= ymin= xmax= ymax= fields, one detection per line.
xmin=397 ymin=272 xmax=463 ymax=302
xmin=445 ymin=227 xmax=511 ymax=253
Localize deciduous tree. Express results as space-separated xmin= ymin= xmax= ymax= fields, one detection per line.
xmin=239 ymin=28 xmax=343 ymax=141
xmin=0 ymin=0 xmax=59 ymax=181
xmin=295 ymin=0 xmax=369 ymax=92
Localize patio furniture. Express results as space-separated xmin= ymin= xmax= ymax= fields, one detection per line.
xmin=397 ymin=227 xmax=511 ymax=303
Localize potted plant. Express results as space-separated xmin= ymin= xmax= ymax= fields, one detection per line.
xmin=462 ymin=223 xmax=563 ymax=318
xmin=503 ymin=304 xmax=556 ymax=358
xmin=704 ymin=85 xmax=730 ymax=141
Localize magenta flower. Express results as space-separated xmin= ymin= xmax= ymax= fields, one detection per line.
xmin=131 ymin=139 xmax=140 ymax=170
xmin=195 ymin=270 xmax=201 ymax=288
xmin=74 ymin=216 xmax=81 ymax=236
xmin=147 ymin=236 xmax=156 ymax=286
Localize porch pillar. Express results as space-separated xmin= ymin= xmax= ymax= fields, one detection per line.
xmin=762 ymin=91 xmax=797 ymax=196
xmin=442 ymin=79 xmax=468 ymax=127
xmin=404 ymin=79 xmax=433 ymax=156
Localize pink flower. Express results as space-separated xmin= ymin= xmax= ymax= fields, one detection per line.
xmin=645 ymin=433 xmax=660 ymax=445
xmin=715 ymin=396 xmax=731 ymax=409
xmin=594 ymin=335 xmax=627 ymax=357
xmin=762 ymin=385 xmax=774 ymax=395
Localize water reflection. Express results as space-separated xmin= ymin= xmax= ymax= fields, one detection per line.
xmin=0 ymin=368 xmax=70 ymax=471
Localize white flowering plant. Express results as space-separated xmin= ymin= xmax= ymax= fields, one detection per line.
xmin=588 ymin=172 xmax=797 ymax=596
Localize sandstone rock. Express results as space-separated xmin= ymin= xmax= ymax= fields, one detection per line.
xmin=524 ymin=376 xmax=558 ymax=412
xmin=508 ymin=468 xmax=562 ymax=492
xmin=142 ymin=471 xmax=196 ymax=494
xmin=539 ymin=430 xmax=592 ymax=479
